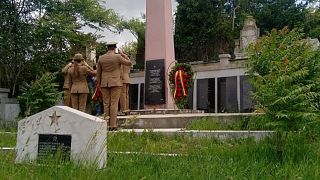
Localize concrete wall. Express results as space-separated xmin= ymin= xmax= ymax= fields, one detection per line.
xmin=129 ymin=54 xmax=253 ymax=112
xmin=0 ymin=88 xmax=20 ymax=121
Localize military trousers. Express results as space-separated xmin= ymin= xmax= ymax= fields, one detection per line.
xmin=120 ymin=83 xmax=130 ymax=112
xmin=71 ymin=93 xmax=88 ymax=112
xmin=101 ymin=86 xmax=122 ymax=128
xmin=63 ymin=89 xmax=72 ymax=107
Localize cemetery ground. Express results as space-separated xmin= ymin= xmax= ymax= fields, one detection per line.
xmin=1 ymin=116 xmax=320 ymax=179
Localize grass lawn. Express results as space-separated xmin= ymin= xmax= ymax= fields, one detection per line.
xmin=186 ymin=115 xmax=274 ymax=130
xmin=0 ymin=133 xmax=16 ymax=147
xmin=1 ymin=131 xmax=320 ymax=179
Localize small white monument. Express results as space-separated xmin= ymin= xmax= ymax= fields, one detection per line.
xmin=15 ymin=106 xmax=107 ymax=169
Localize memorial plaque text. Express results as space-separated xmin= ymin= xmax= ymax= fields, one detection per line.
xmin=145 ymin=59 xmax=165 ymax=104
xmin=38 ymin=134 xmax=71 ymax=161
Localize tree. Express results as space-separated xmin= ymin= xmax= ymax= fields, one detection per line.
xmin=0 ymin=0 xmax=119 ymax=97
xmin=247 ymin=27 xmax=320 ymax=131
xmin=174 ymin=0 xmax=234 ymax=62
xmin=120 ymin=41 xmax=138 ymax=61
xmin=174 ymin=0 xmax=320 ymax=63
xmin=304 ymin=7 xmax=320 ymax=40
xmin=244 ymin=0 xmax=307 ymax=34
xmin=18 ymin=72 xmax=61 ymax=116
xmin=117 ymin=17 xmax=145 ymax=67
xmin=235 ymin=0 xmax=320 ymax=38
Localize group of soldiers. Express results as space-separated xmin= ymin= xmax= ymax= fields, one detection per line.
xmin=62 ymin=42 xmax=132 ymax=131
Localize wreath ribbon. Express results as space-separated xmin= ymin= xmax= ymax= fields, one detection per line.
xmin=174 ymin=70 xmax=187 ymax=98
xmin=92 ymin=84 xmax=102 ymax=102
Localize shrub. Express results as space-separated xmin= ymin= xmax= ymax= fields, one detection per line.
xmin=247 ymin=27 xmax=320 ymax=131
xmin=18 ymin=72 xmax=62 ymax=116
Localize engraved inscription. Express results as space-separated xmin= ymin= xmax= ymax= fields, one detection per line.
xmin=149 ymin=77 xmax=161 ymax=84
xmin=38 ymin=134 xmax=71 ymax=162
xmin=145 ymin=59 xmax=166 ymax=104
xmin=149 ymin=84 xmax=161 ymax=93
xmin=150 ymin=69 xmax=161 ymax=77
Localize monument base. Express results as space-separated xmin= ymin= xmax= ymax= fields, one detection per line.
xmin=128 ymin=109 xmax=204 ymax=115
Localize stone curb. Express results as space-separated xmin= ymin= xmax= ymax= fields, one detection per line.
xmin=118 ymin=129 xmax=274 ymax=141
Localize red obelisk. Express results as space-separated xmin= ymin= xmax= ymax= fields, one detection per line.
xmin=144 ymin=0 xmax=175 ymax=109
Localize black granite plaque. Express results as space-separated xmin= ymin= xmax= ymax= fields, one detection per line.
xmin=38 ymin=134 xmax=71 ymax=161
xmin=145 ymin=59 xmax=165 ymax=105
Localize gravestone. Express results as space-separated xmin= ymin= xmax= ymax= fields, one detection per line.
xmin=15 ymin=106 xmax=107 ymax=169
xmin=145 ymin=0 xmax=175 ymax=109
xmin=240 ymin=16 xmax=260 ymax=51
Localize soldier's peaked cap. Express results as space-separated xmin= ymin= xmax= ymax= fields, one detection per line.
xmin=106 ymin=42 xmax=117 ymax=46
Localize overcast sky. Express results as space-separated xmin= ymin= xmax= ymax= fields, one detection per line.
xmin=93 ymin=0 xmax=178 ymax=47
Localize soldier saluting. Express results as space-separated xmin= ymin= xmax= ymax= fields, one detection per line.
xmin=96 ymin=42 xmax=132 ymax=131
xmin=68 ymin=53 xmax=95 ymax=112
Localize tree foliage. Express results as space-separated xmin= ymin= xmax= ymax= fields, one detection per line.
xmin=120 ymin=42 xmax=138 ymax=60
xmin=174 ymin=0 xmax=234 ymax=62
xmin=304 ymin=7 xmax=320 ymax=39
xmin=18 ymin=72 xmax=61 ymax=116
xmin=239 ymin=0 xmax=308 ymax=34
xmin=117 ymin=17 xmax=145 ymax=67
xmin=0 ymin=0 xmax=119 ymax=97
xmin=174 ymin=0 xmax=320 ymax=63
xmin=247 ymin=27 xmax=320 ymax=131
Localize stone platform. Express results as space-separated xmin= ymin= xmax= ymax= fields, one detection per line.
xmin=128 ymin=109 xmax=204 ymax=115
xmin=116 ymin=112 xmax=262 ymax=129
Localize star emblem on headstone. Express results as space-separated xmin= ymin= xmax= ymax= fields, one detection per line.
xmin=49 ymin=111 xmax=61 ymax=126
xmin=53 ymin=135 xmax=58 ymax=142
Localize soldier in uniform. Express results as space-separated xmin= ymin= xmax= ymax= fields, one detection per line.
xmin=96 ymin=42 xmax=132 ymax=131
xmin=62 ymin=57 xmax=73 ymax=107
xmin=119 ymin=60 xmax=132 ymax=114
xmin=68 ymin=53 xmax=95 ymax=112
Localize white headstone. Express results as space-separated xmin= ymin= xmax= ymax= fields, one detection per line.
xmin=15 ymin=106 xmax=107 ymax=169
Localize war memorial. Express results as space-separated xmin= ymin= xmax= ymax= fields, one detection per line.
xmin=0 ymin=0 xmax=320 ymax=179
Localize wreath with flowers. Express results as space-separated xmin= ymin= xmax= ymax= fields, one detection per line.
xmin=169 ymin=63 xmax=194 ymax=109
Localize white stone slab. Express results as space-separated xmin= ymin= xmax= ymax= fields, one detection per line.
xmin=15 ymin=106 xmax=107 ymax=169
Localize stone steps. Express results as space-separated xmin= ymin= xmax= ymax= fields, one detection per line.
xmin=116 ymin=113 xmax=262 ymax=129
xmin=127 ymin=109 xmax=205 ymax=115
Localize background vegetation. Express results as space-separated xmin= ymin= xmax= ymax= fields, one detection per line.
xmin=247 ymin=28 xmax=320 ymax=131
xmin=18 ymin=72 xmax=61 ymax=116
xmin=174 ymin=0 xmax=320 ymax=62
xmin=0 ymin=0 xmax=119 ymax=97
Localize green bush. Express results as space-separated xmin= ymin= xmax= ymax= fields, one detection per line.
xmin=18 ymin=72 xmax=62 ymax=116
xmin=247 ymin=27 xmax=320 ymax=131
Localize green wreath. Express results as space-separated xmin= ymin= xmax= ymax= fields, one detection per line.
xmin=169 ymin=63 xmax=194 ymax=109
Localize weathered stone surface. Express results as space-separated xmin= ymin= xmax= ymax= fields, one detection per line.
xmin=16 ymin=106 xmax=107 ymax=168
xmin=0 ymin=88 xmax=20 ymax=121
xmin=240 ymin=16 xmax=260 ymax=51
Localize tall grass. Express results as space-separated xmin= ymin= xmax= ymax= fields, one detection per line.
xmin=186 ymin=115 xmax=274 ymax=130
xmin=1 ymin=131 xmax=320 ymax=179
xmin=0 ymin=133 xmax=16 ymax=147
